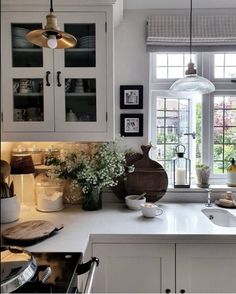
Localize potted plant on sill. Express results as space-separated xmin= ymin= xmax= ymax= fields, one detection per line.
xmin=195 ymin=163 xmax=210 ymax=188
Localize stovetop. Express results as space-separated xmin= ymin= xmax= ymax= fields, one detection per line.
xmin=13 ymin=252 xmax=82 ymax=293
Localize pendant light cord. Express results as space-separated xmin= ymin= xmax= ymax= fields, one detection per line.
xmin=189 ymin=0 xmax=193 ymax=62
xmin=50 ymin=0 xmax=53 ymax=13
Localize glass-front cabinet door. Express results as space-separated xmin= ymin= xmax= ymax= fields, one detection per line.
xmin=2 ymin=13 xmax=54 ymax=132
xmin=54 ymin=13 xmax=107 ymax=132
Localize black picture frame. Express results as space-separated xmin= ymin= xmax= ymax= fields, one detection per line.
xmin=120 ymin=85 xmax=143 ymax=109
xmin=120 ymin=113 xmax=143 ymax=137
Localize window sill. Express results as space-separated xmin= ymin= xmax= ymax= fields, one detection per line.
xmin=167 ymin=184 xmax=236 ymax=193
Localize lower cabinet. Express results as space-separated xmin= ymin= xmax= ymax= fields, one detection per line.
xmin=176 ymin=244 xmax=236 ymax=293
xmin=92 ymin=242 xmax=236 ymax=293
xmin=92 ymin=243 xmax=175 ymax=293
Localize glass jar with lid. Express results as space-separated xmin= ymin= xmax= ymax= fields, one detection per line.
xmin=27 ymin=145 xmax=43 ymax=165
xmin=35 ymin=173 xmax=64 ymax=212
xmin=43 ymin=145 xmax=60 ymax=165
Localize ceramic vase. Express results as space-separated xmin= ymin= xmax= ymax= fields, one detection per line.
xmin=1 ymin=195 xmax=20 ymax=223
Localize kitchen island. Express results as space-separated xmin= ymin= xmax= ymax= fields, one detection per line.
xmin=1 ymin=202 xmax=236 ymax=293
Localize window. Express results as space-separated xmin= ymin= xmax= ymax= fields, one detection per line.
xmin=155 ymin=53 xmax=196 ymax=79
xmin=150 ymin=52 xmax=236 ymax=183
xmin=214 ymin=53 xmax=236 ymax=79
xmin=213 ymin=95 xmax=236 ymax=173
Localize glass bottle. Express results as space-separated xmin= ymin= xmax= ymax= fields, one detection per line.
xmin=227 ymin=158 xmax=236 ymax=187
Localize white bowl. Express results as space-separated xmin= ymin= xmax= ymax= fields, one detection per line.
xmin=125 ymin=195 xmax=146 ymax=210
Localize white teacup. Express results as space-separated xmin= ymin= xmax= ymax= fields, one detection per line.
xmin=141 ymin=203 xmax=163 ymax=218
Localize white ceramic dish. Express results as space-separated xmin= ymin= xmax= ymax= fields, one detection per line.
xmin=140 ymin=203 xmax=163 ymax=218
xmin=125 ymin=195 xmax=146 ymax=210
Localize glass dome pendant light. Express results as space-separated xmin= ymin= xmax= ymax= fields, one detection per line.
xmin=169 ymin=0 xmax=215 ymax=95
xmin=26 ymin=0 xmax=77 ymax=49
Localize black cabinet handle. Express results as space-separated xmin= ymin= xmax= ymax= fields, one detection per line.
xmin=180 ymin=290 xmax=185 ymax=293
xmin=165 ymin=289 xmax=171 ymax=293
xmin=46 ymin=71 xmax=51 ymax=86
xmin=57 ymin=71 xmax=62 ymax=87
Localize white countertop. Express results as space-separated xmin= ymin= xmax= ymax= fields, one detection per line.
xmin=1 ymin=203 xmax=236 ymax=253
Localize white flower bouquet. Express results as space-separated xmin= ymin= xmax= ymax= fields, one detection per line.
xmin=47 ymin=142 xmax=134 ymax=195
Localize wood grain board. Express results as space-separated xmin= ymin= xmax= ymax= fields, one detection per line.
xmin=125 ymin=146 xmax=168 ymax=202
xmin=2 ymin=220 xmax=63 ymax=243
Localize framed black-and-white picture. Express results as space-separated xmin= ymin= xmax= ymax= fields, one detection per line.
xmin=120 ymin=114 xmax=143 ymax=137
xmin=120 ymin=85 xmax=143 ymax=109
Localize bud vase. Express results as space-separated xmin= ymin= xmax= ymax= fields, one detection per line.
xmin=82 ymin=186 xmax=102 ymax=211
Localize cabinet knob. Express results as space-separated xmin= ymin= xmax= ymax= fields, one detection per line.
xmin=57 ymin=71 xmax=62 ymax=87
xmin=165 ymin=289 xmax=171 ymax=293
xmin=180 ymin=290 xmax=185 ymax=293
xmin=46 ymin=71 xmax=51 ymax=86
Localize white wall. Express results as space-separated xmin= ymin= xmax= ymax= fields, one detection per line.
xmin=115 ymin=9 xmax=152 ymax=152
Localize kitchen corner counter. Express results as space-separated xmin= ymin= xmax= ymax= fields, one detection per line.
xmin=1 ymin=203 xmax=236 ymax=253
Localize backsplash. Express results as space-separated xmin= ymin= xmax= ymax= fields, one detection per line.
xmin=1 ymin=141 xmax=99 ymax=205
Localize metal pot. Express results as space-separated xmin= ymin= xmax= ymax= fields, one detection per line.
xmin=1 ymin=246 xmax=37 ymax=293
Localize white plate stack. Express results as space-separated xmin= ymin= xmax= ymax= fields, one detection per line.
xmin=79 ymin=35 xmax=96 ymax=48
xmin=74 ymin=79 xmax=84 ymax=93
xmin=12 ymin=27 xmax=34 ymax=48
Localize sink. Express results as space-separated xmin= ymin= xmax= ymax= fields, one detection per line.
xmin=202 ymin=208 xmax=236 ymax=227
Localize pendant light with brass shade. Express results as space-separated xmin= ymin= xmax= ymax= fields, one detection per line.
xmin=169 ymin=0 xmax=215 ymax=95
xmin=26 ymin=0 xmax=77 ymax=49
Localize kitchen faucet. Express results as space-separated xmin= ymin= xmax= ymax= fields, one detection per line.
xmin=205 ymin=188 xmax=213 ymax=207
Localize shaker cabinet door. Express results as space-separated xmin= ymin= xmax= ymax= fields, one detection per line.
xmin=176 ymin=244 xmax=236 ymax=293
xmin=92 ymin=243 xmax=175 ymax=293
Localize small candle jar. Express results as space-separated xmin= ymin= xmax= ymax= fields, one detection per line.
xmin=172 ymin=144 xmax=191 ymax=188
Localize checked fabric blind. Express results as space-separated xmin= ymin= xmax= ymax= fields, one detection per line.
xmin=146 ymin=15 xmax=236 ymax=52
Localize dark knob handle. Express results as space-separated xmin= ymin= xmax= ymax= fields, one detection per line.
xmin=46 ymin=71 xmax=51 ymax=86
xmin=57 ymin=71 xmax=62 ymax=87
xmin=165 ymin=289 xmax=171 ymax=293
xmin=180 ymin=290 xmax=185 ymax=293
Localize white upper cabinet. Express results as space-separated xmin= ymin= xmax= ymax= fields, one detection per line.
xmin=1 ymin=0 xmax=119 ymax=141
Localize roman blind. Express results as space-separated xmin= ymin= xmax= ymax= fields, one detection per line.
xmin=146 ymin=15 xmax=236 ymax=52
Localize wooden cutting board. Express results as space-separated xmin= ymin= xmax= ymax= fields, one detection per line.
xmin=2 ymin=220 xmax=63 ymax=244
xmin=125 ymin=145 xmax=168 ymax=202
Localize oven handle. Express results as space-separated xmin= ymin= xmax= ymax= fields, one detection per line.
xmin=76 ymin=257 xmax=99 ymax=294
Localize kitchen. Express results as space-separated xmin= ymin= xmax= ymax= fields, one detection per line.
xmin=1 ymin=0 xmax=236 ymax=293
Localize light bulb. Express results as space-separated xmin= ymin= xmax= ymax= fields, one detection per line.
xmin=47 ymin=34 xmax=57 ymax=49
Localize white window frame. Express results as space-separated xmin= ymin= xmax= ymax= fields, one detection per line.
xmin=149 ymin=52 xmax=236 ymax=184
